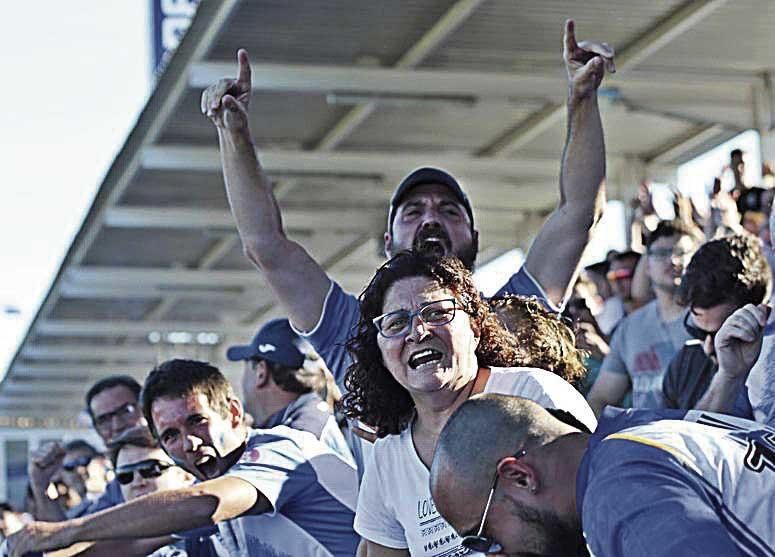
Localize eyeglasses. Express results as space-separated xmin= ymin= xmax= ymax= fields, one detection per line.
xmin=62 ymin=455 xmax=93 ymax=472
xmin=683 ymin=311 xmax=714 ymax=341
xmin=372 ymin=298 xmax=457 ymax=338
xmin=115 ymin=459 xmax=173 ymax=485
xmin=460 ymin=449 xmax=528 ymax=553
xmin=93 ymin=402 xmax=138 ymax=431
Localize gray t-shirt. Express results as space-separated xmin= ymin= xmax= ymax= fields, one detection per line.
xmin=600 ymin=300 xmax=690 ymax=409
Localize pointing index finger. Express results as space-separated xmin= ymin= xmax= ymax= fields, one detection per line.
xmin=237 ymin=48 xmax=251 ymax=87
xmin=564 ymin=19 xmax=578 ymax=55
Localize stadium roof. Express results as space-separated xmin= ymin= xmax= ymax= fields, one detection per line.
xmin=2 ymin=0 xmax=774 ymax=424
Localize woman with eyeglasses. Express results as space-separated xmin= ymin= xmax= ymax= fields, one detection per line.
xmin=340 ymin=252 xmax=596 ymax=557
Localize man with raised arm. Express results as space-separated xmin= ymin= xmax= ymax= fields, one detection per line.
xmin=202 ymin=20 xmax=612 ymax=385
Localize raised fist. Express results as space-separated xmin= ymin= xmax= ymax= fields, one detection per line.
xmin=28 ymin=441 xmax=66 ymax=491
xmin=563 ymin=19 xmax=615 ymax=102
xmin=201 ymin=48 xmax=252 ymax=131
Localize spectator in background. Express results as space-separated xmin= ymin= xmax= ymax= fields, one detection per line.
xmin=28 ymin=375 xmax=144 ymax=521
xmin=663 ymin=235 xmax=771 ymax=410
xmin=429 ymin=394 xmax=775 ymax=557
xmin=58 ymin=441 xmax=111 ymax=518
xmin=587 ymin=220 xmax=702 ymax=415
xmin=601 ymin=250 xmax=641 ymax=331
xmin=227 ymin=318 xmax=354 ymax=465
xmin=489 ymin=295 xmax=588 ymax=388
xmin=563 ymin=296 xmax=611 ymax=397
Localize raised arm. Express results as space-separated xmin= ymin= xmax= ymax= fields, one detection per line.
xmin=524 ymin=20 xmax=611 ymax=307
xmin=203 ymin=49 xmax=331 ymax=332
xmin=7 ymin=476 xmax=268 ymax=557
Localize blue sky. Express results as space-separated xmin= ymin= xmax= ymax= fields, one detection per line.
xmin=0 ymin=2 xmax=151 ymax=378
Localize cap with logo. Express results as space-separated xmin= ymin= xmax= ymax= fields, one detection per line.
xmin=387 ymin=167 xmax=474 ymax=234
xmin=226 ymin=318 xmax=305 ymax=369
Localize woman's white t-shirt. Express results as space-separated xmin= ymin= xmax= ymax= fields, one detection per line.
xmin=353 ymin=367 xmax=597 ymax=556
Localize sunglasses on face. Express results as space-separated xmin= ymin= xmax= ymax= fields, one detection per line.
xmin=93 ymin=402 xmax=138 ymax=431
xmin=460 ymin=448 xmax=528 ymax=553
xmin=683 ymin=311 xmax=714 ymax=341
xmin=372 ymin=298 xmax=457 ymax=338
xmin=62 ymin=455 xmax=94 ymax=472
xmin=115 ymin=459 xmax=173 ymax=485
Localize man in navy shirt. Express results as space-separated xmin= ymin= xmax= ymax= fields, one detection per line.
xmin=8 ymin=359 xmax=359 ymax=557
xmin=430 ymin=394 xmax=775 ymax=557
xmin=201 ymin=19 xmax=614 ymax=386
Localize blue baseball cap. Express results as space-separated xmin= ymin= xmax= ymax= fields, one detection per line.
xmin=387 ymin=167 xmax=475 ymax=234
xmin=226 ymin=318 xmax=305 ymax=369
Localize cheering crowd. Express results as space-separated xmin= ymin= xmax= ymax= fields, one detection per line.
xmin=4 ymin=18 xmax=775 ymax=557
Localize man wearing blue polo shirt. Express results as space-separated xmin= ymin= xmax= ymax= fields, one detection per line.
xmin=430 ymin=394 xmax=775 ymax=557
xmin=8 ymin=359 xmax=359 ymax=557
xmin=227 ymin=318 xmax=354 ymax=465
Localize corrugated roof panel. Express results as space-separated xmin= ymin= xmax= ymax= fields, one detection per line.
xmin=638 ymin=0 xmax=775 ymax=72
xmin=421 ymin=0 xmax=686 ymax=71
xmin=49 ymin=299 xmax=160 ymax=321
xmin=81 ymin=228 xmax=220 ymax=268
xmin=340 ymin=101 xmax=543 ymax=153
xmin=208 ymin=0 xmax=460 ymax=66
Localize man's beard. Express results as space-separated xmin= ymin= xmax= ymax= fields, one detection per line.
xmin=510 ymin=501 xmax=585 ymax=557
xmin=407 ymin=224 xmax=477 ymax=270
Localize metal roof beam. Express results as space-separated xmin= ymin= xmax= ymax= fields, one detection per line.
xmin=104 ymin=206 xmax=383 ymax=233
xmin=141 ymin=145 xmax=560 ymax=177
xmin=35 ymin=319 xmax=246 ymax=338
xmin=190 ymin=62 xmax=755 ymax=98
xmin=101 ymin=206 xmax=539 ymax=237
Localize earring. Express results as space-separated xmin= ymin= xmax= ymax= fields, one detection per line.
xmin=530 ymin=486 xmax=537 ymax=493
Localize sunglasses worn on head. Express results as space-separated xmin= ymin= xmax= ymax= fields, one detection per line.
xmin=62 ymin=455 xmax=93 ymax=472
xmin=461 ymin=449 xmax=528 ymax=553
xmin=115 ymin=459 xmax=173 ymax=485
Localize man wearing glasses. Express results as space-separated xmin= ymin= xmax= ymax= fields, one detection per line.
xmin=587 ymin=220 xmax=703 ymax=416
xmin=662 ymin=234 xmax=771 ymax=411
xmin=27 ymin=376 xmax=146 ymax=521
xmin=430 ymin=394 xmax=775 ymax=557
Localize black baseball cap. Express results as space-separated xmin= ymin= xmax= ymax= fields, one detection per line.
xmin=226 ymin=318 xmax=305 ymax=369
xmin=387 ymin=167 xmax=475 ymax=233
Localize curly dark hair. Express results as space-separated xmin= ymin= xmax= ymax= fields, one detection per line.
xmin=489 ymin=295 xmax=588 ymax=385
xmin=677 ymin=233 xmax=772 ymax=309
xmin=340 ymin=251 xmax=529 ymax=436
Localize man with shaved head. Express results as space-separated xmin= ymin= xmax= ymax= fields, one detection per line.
xmin=430 ymin=394 xmax=775 ymax=557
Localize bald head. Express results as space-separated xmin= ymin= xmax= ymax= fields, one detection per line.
xmin=430 ymin=394 xmax=578 ymax=532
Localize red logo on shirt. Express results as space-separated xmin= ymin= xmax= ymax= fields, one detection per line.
xmin=245 ymin=448 xmax=261 ymax=462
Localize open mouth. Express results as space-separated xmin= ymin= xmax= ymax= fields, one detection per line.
xmin=408 ymin=348 xmax=444 ymax=369
xmin=413 ymin=229 xmax=451 ymax=256
xmin=194 ymin=454 xmax=219 ymax=479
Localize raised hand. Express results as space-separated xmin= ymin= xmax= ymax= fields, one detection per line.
xmin=714 ymin=304 xmax=771 ymax=381
xmin=563 ymin=19 xmax=615 ymax=102
xmin=28 ymin=441 xmax=66 ymax=491
xmin=201 ymin=48 xmax=252 ymax=131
